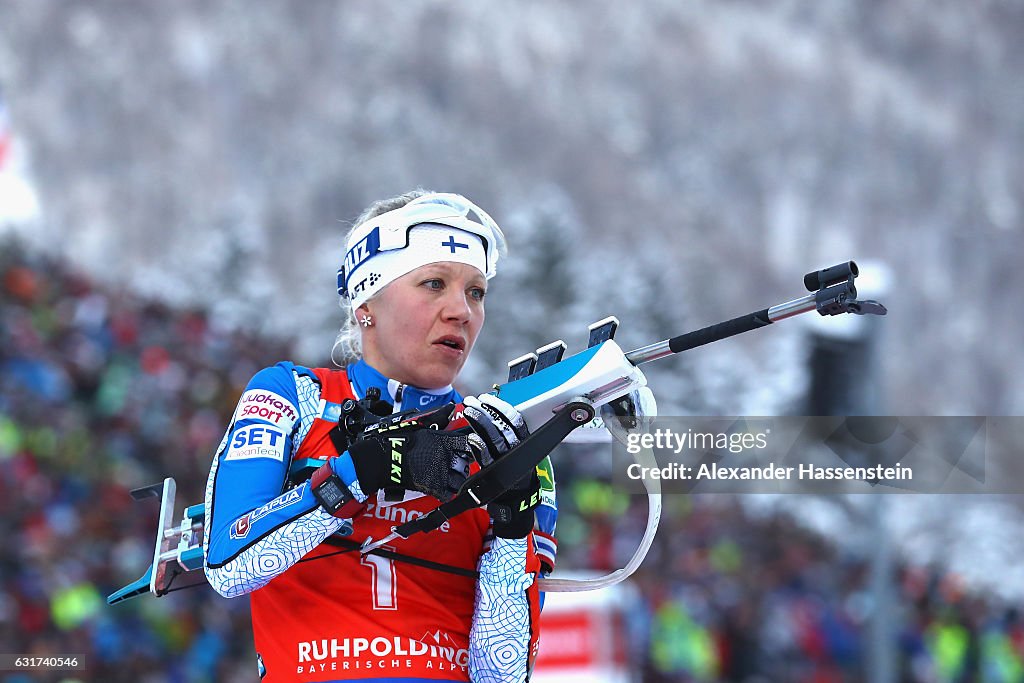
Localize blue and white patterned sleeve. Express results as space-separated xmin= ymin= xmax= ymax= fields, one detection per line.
xmin=468 ymin=538 xmax=535 ymax=683
xmin=203 ymin=363 xmax=352 ymax=598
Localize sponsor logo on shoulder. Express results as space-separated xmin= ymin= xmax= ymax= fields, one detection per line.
xmin=225 ymin=424 xmax=287 ymax=462
xmin=234 ymin=389 xmax=298 ymax=428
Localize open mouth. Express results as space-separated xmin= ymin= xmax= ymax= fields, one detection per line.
xmin=434 ymin=336 xmax=465 ymax=352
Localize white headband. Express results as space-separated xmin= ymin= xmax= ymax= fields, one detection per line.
xmin=339 ymin=193 xmax=507 ymax=311
xmin=347 ymin=224 xmax=486 ymax=309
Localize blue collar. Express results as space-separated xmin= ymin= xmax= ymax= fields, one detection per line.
xmin=347 ymin=359 xmax=462 ymax=412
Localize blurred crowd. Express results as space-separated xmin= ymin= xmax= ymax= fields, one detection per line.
xmin=554 ymin=452 xmax=1024 ymax=683
xmin=0 ymin=240 xmax=288 ymax=682
xmin=1 ymin=240 xmax=1022 ymax=682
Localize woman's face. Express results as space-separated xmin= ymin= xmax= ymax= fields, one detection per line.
xmin=359 ymin=261 xmax=487 ymax=389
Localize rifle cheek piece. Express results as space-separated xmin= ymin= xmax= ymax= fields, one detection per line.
xmin=498 ymin=340 xmax=648 ymax=432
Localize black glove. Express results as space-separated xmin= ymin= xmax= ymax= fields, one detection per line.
xmin=349 ymin=415 xmax=474 ymax=503
xmin=462 ymin=395 xmax=538 ymax=539
xmin=488 ymin=471 xmax=541 ymax=539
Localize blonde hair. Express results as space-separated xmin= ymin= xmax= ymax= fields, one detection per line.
xmin=330 ymin=189 xmax=435 ymax=366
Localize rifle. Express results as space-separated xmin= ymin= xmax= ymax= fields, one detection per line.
xmin=107 ymin=261 xmax=885 ymax=603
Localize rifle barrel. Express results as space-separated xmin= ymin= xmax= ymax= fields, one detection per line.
xmin=625 ymin=293 xmax=819 ymax=366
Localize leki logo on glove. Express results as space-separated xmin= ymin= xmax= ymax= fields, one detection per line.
xmin=519 ymin=491 xmax=541 ymax=512
xmin=389 ymin=437 xmax=404 ymax=485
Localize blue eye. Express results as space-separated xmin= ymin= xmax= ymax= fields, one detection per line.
xmin=469 ymin=287 xmax=486 ymax=302
xmin=422 ymin=279 xmax=444 ymax=290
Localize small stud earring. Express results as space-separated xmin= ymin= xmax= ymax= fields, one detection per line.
xmin=359 ymin=315 xmax=373 ymax=328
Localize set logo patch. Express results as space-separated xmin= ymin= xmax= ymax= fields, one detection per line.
xmin=224 ymin=425 xmax=287 ymax=462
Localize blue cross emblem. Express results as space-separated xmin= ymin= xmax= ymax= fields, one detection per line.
xmin=441 ymin=235 xmax=469 ymax=253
